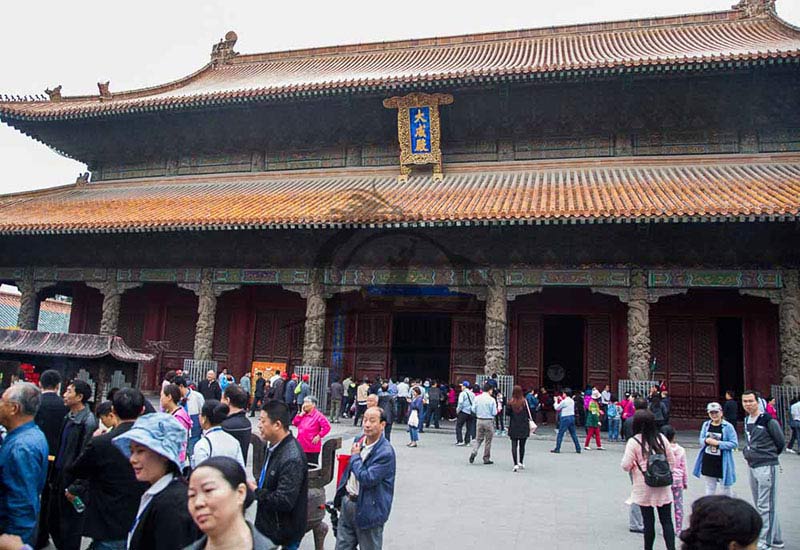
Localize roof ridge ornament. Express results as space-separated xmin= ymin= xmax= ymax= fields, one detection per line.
xmin=210 ymin=31 xmax=239 ymax=65
xmin=383 ymin=92 xmax=454 ymax=183
xmin=97 ymin=81 xmax=111 ymax=100
xmin=732 ymin=0 xmax=776 ymax=18
xmin=44 ymin=85 xmax=62 ymax=102
xmin=75 ymin=172 xmax=90 ymax=186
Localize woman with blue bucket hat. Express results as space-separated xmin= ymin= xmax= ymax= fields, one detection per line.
xmin=112 ymin=413 xmax=201 ymax=550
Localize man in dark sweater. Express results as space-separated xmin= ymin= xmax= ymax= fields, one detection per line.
xmin=742 ymin=390 xmax=785 ymax=550
xmin=222 ymin=384 xmax=253 ymax=462
xmin=65 ymin=388 xmax=148 ymax=549
xmin=198 ymin=370 xmax=222 ymax=401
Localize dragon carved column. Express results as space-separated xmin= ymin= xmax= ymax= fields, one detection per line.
xmin=484 ymin=269 xmax=507 ymax=376
xmin=779 ymin=270 xmax=800 ymax=386
xmin=16 ymin=269 xmax=38 ymax=330
xmin=302 ymin=271 xmax=327 ymax=367
xmin=193 ymin=270 xmax=217 ymax=362
xmin=627 ymin=270 xmax=651 ymax=381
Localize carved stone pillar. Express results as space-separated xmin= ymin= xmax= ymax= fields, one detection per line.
xmin=86 ymin=279 xmax=143 ymax=336
xmin=16 ymin=269 xmax=38 ymax=330
xmin=779 ymin=270 xmax=800 ymax=386
xmin=193 ymin=270 xmax=217 ymax=362
xmin=484 ymin=269 xmax=507 ymax=375
xmin=302 ymin=272 xmax=327 ymax=367
xmin=627 ymin=270 xmax=651 ymax=381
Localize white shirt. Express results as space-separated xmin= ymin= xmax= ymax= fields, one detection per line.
xmin=185 ymin=389 xmax=204 ymax=416
xmin=191 ymin=426 xmax=251 ymax=480
xmin=555 ymin=396 xmax=576 ymax=417
xmin=346 ymin=438 xmax=377 ymax=496
xmin=791 ymin=401 xmax=800 ymax=422
xmin=601 ymin=390 xmax=611 ymax=405
xmin=128 ymin=473 xmax=174 ymax=549
xmin=396 ymin=382 xmax=410 ymax=398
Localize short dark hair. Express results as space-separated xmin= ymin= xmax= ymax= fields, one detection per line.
xmin=679 ymin=496 xmax=761 ymax=550
xmin=173 ymin=376 xmax=188 ymax=388
xmin=164 ymin=370 xmax=176 ymax=382
xmin=634 ymin=397 xmax=649 ymax=411
xmin=39 ymin=369 xmax=62 ymax=390
xmin=70 ymin=379 xmax=92 ymax=403
xmin=741 ymin=389 xmax=758 ymax=400
xmin=190 ymin=456 xmax=254 ymax=509
xmin=660 ymin=424 xmax=676 ymax=443
xmin=96 ymin=400 xmax=113 ymax=417
xmin=162 ymin=383 xmax=182 ymax=405
xmin=482 ymin=382 xmax=493 ymax=393
xmin=261 ymin=400 xmax=290 ymax=431
xmin=201 ymin=400 xmax=230 ymax=426
xmin=112 ymin=388 xmax=145 ymax=421
xmin=223 ymin=384 xmax=248 ymax=409
xmin=563 ymin=388 xmax=573 ymax=397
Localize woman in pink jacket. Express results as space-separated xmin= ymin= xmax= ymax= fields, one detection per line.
xmin=621 ymin=410 xmax=677 ymax=550
xmin=292 ymin=395 xmax=331 ymax=465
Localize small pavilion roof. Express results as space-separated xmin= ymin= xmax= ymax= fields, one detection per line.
xmin=0 ymin=153 xmax=798 ymax=234
xmin=0 ymin=1 xmax=799 ymax=121
xmin=0 ymin=329 xmax=154 ymax=362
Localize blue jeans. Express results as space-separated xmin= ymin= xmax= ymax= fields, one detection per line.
xmin=554 ymin=415 xmax=581 ymax=452
xmin=409 ymin=426 xmax=419 ymax=442
xmin=608 ymin=417 xmax=621 ymax=441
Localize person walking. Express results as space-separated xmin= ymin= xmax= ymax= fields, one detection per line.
xmin=353 ymin=379 xmax=370 ymax=427
xmin=425 ymin=381 xmax=441 ymax=429
xmin=329 ymin=378 xmax=344 ymax=424
xmin=198 ymin=371 xmax=222 ymax=401
xmin=692 ymin=401 xmax=738 ymax=496
xmin=112 ymin=413 xmax=200 ymax=550
xmin=506 ymin=385 xmax=531 ymax=472
xmin=284 ymin=374 xmax=299 ymax=419
xmin=494 ymin=388 xmax=506 ymax=436
xmin=344 ymin=379 xmax=357 ymax=419
xmin=186 ymin=457 xmax=274 ymax=550
xmin=255 ymin=401 xmax=308 ymax=550
xmin=160 ymin=383 xmax=191 ymax=471
xmin=269 ymin=372 xmax=286 ymax=404
xmin=296 ymin=374 xmax=312 ymax=409
xmin=45 ymin=380 xmax=98 ymax=550
xmin=648 ymin=393 xmax=668 ymax=430
xmin=538 ymin=388 xmax=553 ymax=425
xmin=191 ymin=400 xmax=247 ymax=475
xmin=469 ymin=383 xmax=497 ymax=465
xmin=239 ymin=372 xmax=251 ymax=405
xmin=250 ymin=372 xmax=266 ymax=417
xmin=376 ymin=382 xmax=396 ymax=441
xmin=625 ymin=396 xmax=650 ymax=534
xmin=660 ymin=425 xmax=688 ymax=537
xmin=584 ymin=389 xmax=604 ymax=451
xmin=407 ymin=387 xmax=423 ymax=448
xmin=293 ymin=396 xmax=331 ymax=465
xmin=551 ymin=388 xmax=581 ymax=454
xmin=335 ymin=406 xmax=396 ymax=550
xmin=175 ymin=375 xmax=205 ymax=457
xmin=621 ymin=410 xmax=677 ymax=550
xmin=787 ymin=396 xmax=800 ymax=454
xmin=723 ymin=390 xmax=739 ymax=433
xmin=33 ymin=369 xmax=67 ymax=550
xmin=0 ymin=383 xmax=49 ymax=546
xmin=222 ymin=385 xmax=253 ymax=463
xmin=65 ymin=388 xmax=148 ymax=550
xmin=741 ymin=390 xmax=785 ymax=550
xmin=395 ymin=378 xmax=410 ymax=424
xmin=455 ymin=381 xmax=475 ymax=446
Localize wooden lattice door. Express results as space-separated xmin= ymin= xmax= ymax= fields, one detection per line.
xmin=353 ymin=313 xmax=391 ymax=381
xmin=515 ymin=314 xmax=542 ymax=391
xmin=450 ymin=316 xmax=485 ymax=384
xmin=585 ymin=316 xmax=612 ymax=390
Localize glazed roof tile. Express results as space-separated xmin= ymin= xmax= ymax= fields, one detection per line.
xmin=0 ymin=154 xmax=798 ymax=234
xmin=1 ymin=5 xmax=799 ymax=120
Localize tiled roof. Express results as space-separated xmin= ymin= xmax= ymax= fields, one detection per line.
xmin=1 ymin=5 xmax=799 ymax=120
xmin=0 ymin=153 xmax=798 ymax=234
xmin=0 ymin=329 xmax=153 ymax=362
xmin=0 ymin=292 xmax=72 ymax=332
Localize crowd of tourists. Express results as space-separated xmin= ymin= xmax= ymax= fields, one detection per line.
xmin=0 ymin=367 xmax=397 ymax=550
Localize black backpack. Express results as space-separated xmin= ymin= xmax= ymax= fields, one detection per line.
xmin=635 ymin=438 xmax=673 ymax=488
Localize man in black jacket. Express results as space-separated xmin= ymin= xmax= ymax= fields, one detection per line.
xmin=250 ymin=372 xmax=267 ymax=417
xmin=45 ymin=379 xmax=98 ymax=550
xmin=198 ymin=370 xmax=221 ymax=401
xmin=33 ymin=369 xmax=67 ymax=550
xmin=65 ymin=388 xmax=148 ymax=549
xmin=255 ymin=400 xmax=308 ymax=549
xmin=222 ymin=384 xmax=253 ymax=462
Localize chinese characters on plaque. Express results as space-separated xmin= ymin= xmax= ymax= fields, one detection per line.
xmin=383 ymin=92 xmax=453 ymax=182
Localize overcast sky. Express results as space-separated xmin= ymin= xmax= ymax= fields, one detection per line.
xmin=1 ymin=0 xmax=798 ymax=195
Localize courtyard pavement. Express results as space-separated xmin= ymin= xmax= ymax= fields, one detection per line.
xmin=287 ymin=418 xmax=800 ymax=550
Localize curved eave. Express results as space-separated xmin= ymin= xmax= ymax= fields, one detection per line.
xmin=1 ymin=53 xmax=798 ymax=124
xmin=2 ymin=212 xmax=798 ymax=236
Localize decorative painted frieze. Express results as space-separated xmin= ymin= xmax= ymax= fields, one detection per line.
xmin=648 ymin=270 xmax=781 ymax=289
xmin=506 ymin=269 xmax=630 ymax=287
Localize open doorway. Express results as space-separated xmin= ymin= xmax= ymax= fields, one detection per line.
xmin=543 ymin=315 xmax=584 ymax=391
xmin=717 ymin=317 xmax=744 ymax=400
xmin=392 ymin=313 xmax=451 ymax=382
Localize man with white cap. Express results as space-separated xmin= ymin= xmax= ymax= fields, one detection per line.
xmin=692 ymin=401 xmax=738 ymax=496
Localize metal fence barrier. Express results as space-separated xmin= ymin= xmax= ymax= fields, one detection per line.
xmin=618 ymin=380 xmax=659 ymax=401
xmin=476 ymin=374 xmax=515 ymax=400
xmin=295 ymin=365 xmax=330 ymax=415
xmin=183 ymin=359 xmax=219 ymax=388
xmin=770 ymin=384 xmax=800 ymax=439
